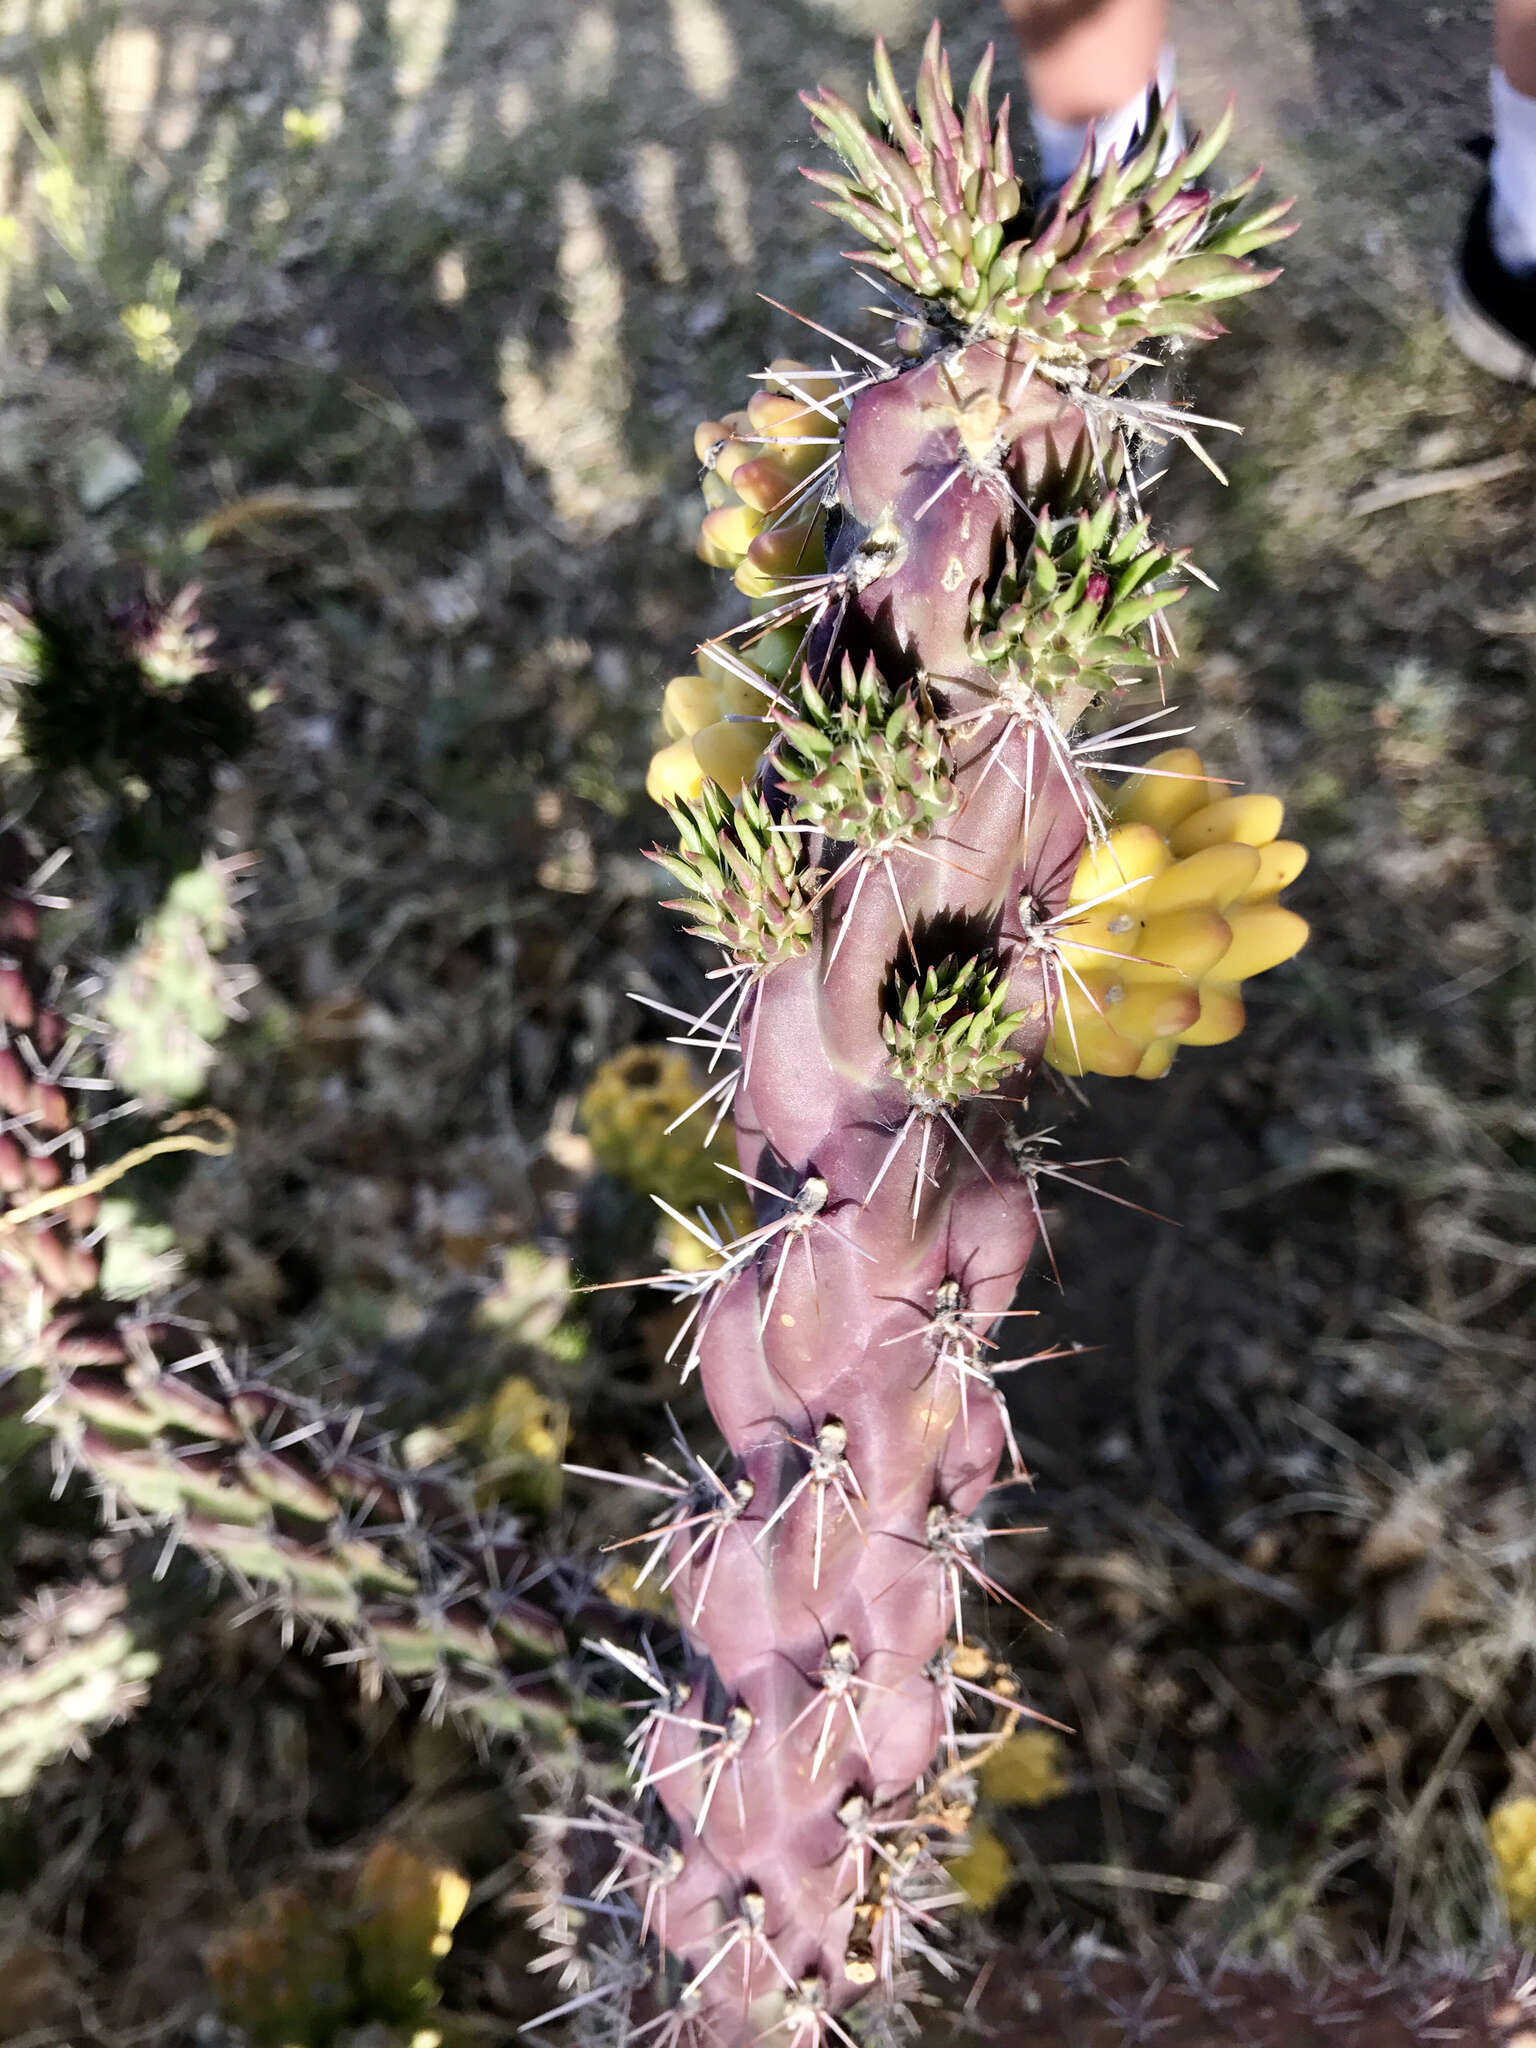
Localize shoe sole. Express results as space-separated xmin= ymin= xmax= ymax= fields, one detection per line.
xmin=1444 ymin=263 xmax=1536 ymax=387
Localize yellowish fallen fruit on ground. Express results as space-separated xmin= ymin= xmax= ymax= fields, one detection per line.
xmin=1045 ymin=746 xmax=1309 ymax=1080
xmin=948 ymin=1821 xmax=1014 ymax=1910
xmin=977 ymin=1727 xmax=1070 ymax=1807
xmin=353 ymin=1841 xmax=470 ymax=2007
xmin=582 ymin=1044 xmax=735 ymax=1210
xmin=1489 ymin=1796 xmax=1536 ymax=1929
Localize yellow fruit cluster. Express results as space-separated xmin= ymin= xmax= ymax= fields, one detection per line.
xmin=646 ymin=359 xmax=847 ymax=809
xmin=1044 ymin=748 xmax=1309 ymax=1080
xmin=948 ymin=1820 xmax=1013 ymax=1910
xmin=695 ymin=358 xmax=845 ymax=596
xmin=445 ymin=1373 xmax=568 ymax=1514
xmin=645 ymin=642 xmax=779 ymax=808
xmin=1489 ymin=1796 xmax=1536 ymax=1930
xmin=581 ymin=1045 xmax=734 ymax=1208
xmin=352 ymin=1841 xmax=471 ymax=2005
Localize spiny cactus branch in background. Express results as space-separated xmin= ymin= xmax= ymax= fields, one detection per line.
xmin=969 ymin=1946 xmax=1536 ymax=2047
xmin=34 ymin=1302 xmax=612 ymax=1748
xmin=0 ymin=1577 xmax=158 ymax=1799
xmin=566 ymin=25 xmax=1306 ymax=2047
xmin=0 ymin=828 xmax=631 ymax=1768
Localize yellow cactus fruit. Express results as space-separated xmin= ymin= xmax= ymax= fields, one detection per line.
xmin=1045 ymin=748 xmax=1308 ymax=1079
xmin=1215 ymin=903 xmax=1310 ymax=982
xmin=581 ymin=1045 xmax=736 ymax=1212
xmin=1489 ymin=1797 xmax=1536 ymax=1930
xmin=1124 ymin=908 xmax=1234 ymax=984
xmin=693 ymin=366 xmax=848 ymax=592
xmin=1111 ymin=745 xmax=1217 ymax=833
xmin=690 ymin=718 xmax=775 ymax=793
xmin=742 ymin=621 xmax=804 ymax=681
xmin=1067 ymin=821 xmax=1171 ymax=908
xmin=646 ymin=733 xmax=708 ymax=807
xmin=1134 ymin=1039 xmax=1178 ymax=1080
xmin=647 ymin=644 xmax=775 ymax=806
xmin=1177 ymin=982 xmax=1247 ymax=1047
xmin=661 ymin=673 xmax=723 ymax=739
xmin=1047 ymin=984 xmax=1147 ymax=1078
xmin=596 ymin=1555 xmax=677 ymax=1617
xmin=662 ymin=669 xmax=762 ymax=738
xmin=1103 ymin=981 xmax=1202 ymax=1048
xmin=1239 ymin=839 xmax=1308 ymax=903
xmin=730 ymin=450 xmax=822 ymax=514
xmin=948 ymin=1821 xmax=1014 ymax=1910
xmin=353 ymin=1841 xmax=470 ymax=2014
xmin=1140 ymin=841 xmax=1260 ymax=915
xmin=699 ymin=502 xmax=766 ymax=568
xmin=977 ymin=1728 xmax=1069 ymax=1807
xmin=1167 ymin=790 xmax=1284 ymax=856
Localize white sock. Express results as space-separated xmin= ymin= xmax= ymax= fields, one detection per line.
xmin=1490 ymin=67 xmax=1536 ymax=274
xmin=1030 ymin=45 xmax=1185 ymax=200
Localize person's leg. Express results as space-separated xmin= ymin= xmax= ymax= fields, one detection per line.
xmin=1002 ymin=0 xmax=1181 ymax=198
xmin=1006 ymin=0 xmax=1167 ymax=123
xmin=1447 ymin=0 xmax=1536 ymax=383
xmin=1492 ymin=0 xmax=1536 ymax=271
xmin=1495 ymin=0 xmax=1536 ymax=95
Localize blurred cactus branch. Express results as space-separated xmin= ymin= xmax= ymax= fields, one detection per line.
xmin=0 ymin=822 xmax=635 ymax=1778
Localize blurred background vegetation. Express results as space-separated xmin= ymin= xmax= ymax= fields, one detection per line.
xmin=1 ymin=0 xmax=1536 ymax=2038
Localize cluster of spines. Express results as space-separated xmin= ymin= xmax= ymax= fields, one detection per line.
xmin=804 ymin=23 xmax=1294 ymax=356
xmin=649 ymin=781 xmax=820 ymax=974
xmin=775 ymin=653 xmax=955 ymax=849
xmin=969 ymin=494 xmax=1186 ymax=694
xmin=803 ymin=32 xmax=1022 ymax=320
xmin=883 ymin=956 xmax=1025 ymax=1107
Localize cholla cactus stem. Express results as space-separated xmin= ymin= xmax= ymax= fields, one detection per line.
xmin=602 ymin=32 xmax=1306 ymax=2045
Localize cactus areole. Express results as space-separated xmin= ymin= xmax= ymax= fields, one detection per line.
xmin=577 ymin=27 xmax=1302 ymax=2046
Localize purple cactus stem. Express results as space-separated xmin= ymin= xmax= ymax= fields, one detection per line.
xmin=588 ymin=33 xmax=1295 ymax=2046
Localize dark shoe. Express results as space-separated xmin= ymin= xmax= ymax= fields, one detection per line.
xmin=1446 ymin=179 xmax=1536 ymax=387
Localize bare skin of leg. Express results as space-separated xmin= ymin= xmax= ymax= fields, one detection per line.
xmin=1498 ymin=0 xmax=1536 ymax=95
xmin=1001 ymin=0 xmax=1166 ymax=123
xmin=1006 ymin=0 xmax=1536 ymax=113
